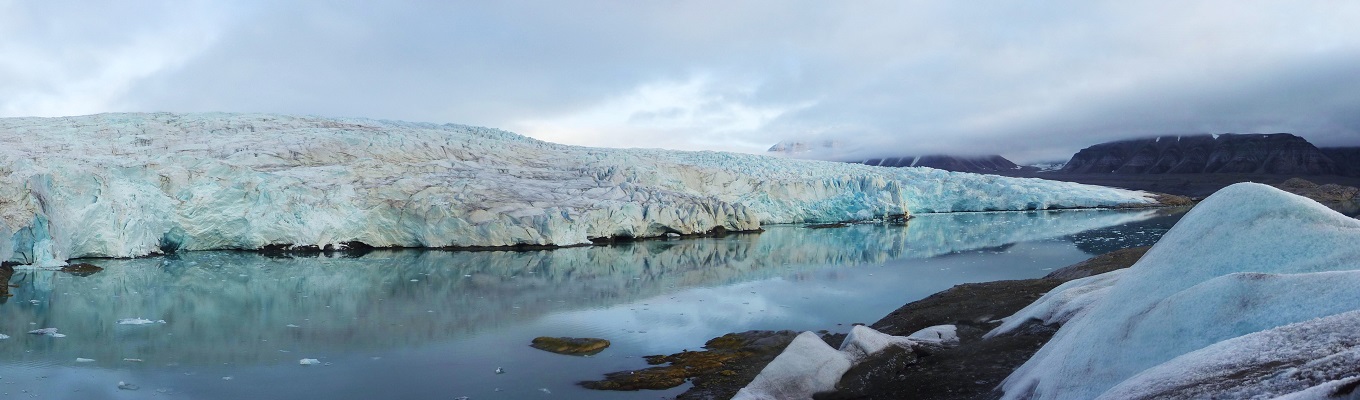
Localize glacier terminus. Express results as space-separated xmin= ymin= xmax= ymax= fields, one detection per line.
xmin=0 ymin=113 xmax=1155 ymax=267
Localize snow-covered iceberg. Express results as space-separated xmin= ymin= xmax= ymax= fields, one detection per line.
xmin=999 ymin=183 xmax=1360 ymax=399
xmin=0 ymin=113 xmax=1153 ymax=267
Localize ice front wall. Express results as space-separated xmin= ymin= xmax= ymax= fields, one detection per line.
xmin=0 ymin=113 xmax=1153 ymax=267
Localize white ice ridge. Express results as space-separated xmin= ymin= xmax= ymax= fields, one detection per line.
xmin=0 ymin=113 xmax=1153 ymax=267
xmin=735 ymin=325 xmax=948 ymax=400
xmin=998 ymin=183 xmax=1360 ymax=400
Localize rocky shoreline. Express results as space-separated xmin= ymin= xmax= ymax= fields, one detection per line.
xmin=582 ymin=246 xmax=1152 ymax=399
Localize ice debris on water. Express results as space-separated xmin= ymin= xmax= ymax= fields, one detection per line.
xmin=28 ymin=300 xmax=38 ymax=305
xmin=123 ymin=358 xmax=143 ymax=362
xmin=0 ymin=334 xmax=9 ymax=340
xmin=286 ymin=324 xmax=300 ymax=328
xmin=75 ymin=358 xmax=95 ymax=363
xmin=494 ymin=367 xmax=505 ymax=374
xmin=299 ymin=358 xmax=321 ymax=365
xmin=117 ymin=381 xmax=139 ymax=391
xmin=28 ymin=328 xmax=66 ymax=338
xmin=116 ymin=318 xmax=166 ymax=325
xmin=539 ymin=388 xmax=551 ymax=394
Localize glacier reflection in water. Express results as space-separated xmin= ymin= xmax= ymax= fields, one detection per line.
xmin=0 ymin=208 xmax=1180 ymax=400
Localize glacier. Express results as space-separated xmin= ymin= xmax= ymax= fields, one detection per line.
xmin=997 ymin=183 xmax=1360 ymax=399
xmin=0 ymin=113 xmax=1154 ymax=267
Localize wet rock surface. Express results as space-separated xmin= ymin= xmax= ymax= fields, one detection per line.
xmin=1043 ymin=246 xmax=1150 ymax=281
xmin=1271 ymin=177 xmax=1359 ymax=203
xmin=529 ymin=337 xmax=611 ymax=355
xmin=622 ymin=246 xmax=1152 ymax=399
xmin=579 ymin=330 xmax=799 ymax=399
xmin=0 ymin=265 xmax=11 ymax=299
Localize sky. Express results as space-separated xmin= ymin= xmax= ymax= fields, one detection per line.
xmin=4 ymin=1 xmax=1360 ymax=163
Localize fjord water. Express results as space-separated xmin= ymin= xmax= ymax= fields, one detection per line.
xmin=0 ymin=208 xmax=1184 ymax=399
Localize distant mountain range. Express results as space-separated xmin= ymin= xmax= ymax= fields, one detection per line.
xmin=766 ymin=141 xmax=1030 ymax=174
xmin=770 ymin=133 xmax=1359 ymax=177
xmin=1060 ymin=133 xmax=1358 ymax=176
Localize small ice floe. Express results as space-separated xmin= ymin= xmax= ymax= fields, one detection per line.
xmin=28 ymin=328 xmax=66 ymax=338
xmin=539 ymin=388 xmax=551 ymax=394
xmin=455 ymin=397 xmax=470 ymax=400
xmin=286 ymin=324 xmax=300 ymax=328
xmin=116 ymin=318 xmax=166 ymax=325
xmin=0 ymin=333 xmax=9 ymax=340
xmin=29 ymin=300 xmax=39 ymax=305
xmin=76 ymin=358 xmax=95 ymax=363
xmin=123 ymin=358 xmax=144 ymax=362
xmin=299 ymin=358 xmax=321 ymax=365
xmin=494 ymin=367 xmax=505 ymax=374
xmin=117 ymin=381 xmax=139 ymax=391
xmin=221 ymin=376 xmax=233 ymax=381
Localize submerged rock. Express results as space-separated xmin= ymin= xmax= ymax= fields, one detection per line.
xmin=59 ymin=262 xmax=104 ymax=276
xmin=530 ymin=336 xmax=611 ymax=356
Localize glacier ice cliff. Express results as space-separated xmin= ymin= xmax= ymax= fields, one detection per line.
xmin=997 ymin=183 xmax=1360 ymax=399
xmin=0 ymin=113 xmax=1152 ymax=267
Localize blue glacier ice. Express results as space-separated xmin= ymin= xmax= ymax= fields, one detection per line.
xmin=0 ymin=113 xmax=1154 ymax=267
xmin=997 ymin=183 xmax=1360 ymax=399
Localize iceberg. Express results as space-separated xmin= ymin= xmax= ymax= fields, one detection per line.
xmin=0 ymin=113 xmax=1153 ymax=267
xmin=998 ymin=183 xmax=1360 ymax=399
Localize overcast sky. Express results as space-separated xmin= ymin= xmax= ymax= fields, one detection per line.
xmin=4 ymin=1 xmax=1360 ymax=162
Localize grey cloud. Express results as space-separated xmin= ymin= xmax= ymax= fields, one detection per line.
xmin=5 ymin=1 xmax=1359 ymax=163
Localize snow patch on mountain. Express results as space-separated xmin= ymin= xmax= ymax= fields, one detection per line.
xmin=1 ymin=113 xmax=1153 ymax=267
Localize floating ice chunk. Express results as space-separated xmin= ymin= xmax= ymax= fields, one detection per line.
xmin=117 ymin=381 xmax=139 ymax=390
xmin=494 ymin=367 xmax=505 ymax=374
xmin=116 ymin=318 xmax=166 ymax=325
xmin=286 ymin=324 xmax=300 ymax=328
xmin=299 ymin=358 xmax=321 ymax=365
xmin=906 ymin=324 xmax=959 ymax=346
xmin=123 ymin=358 xmax=143 ymax=362
xmin=76 ymin=358 xmax=95 ymax=363
xmin=0 ymin=333 xmax=8 ymax=340
xmin=29 ymin=300 xmax=38 ymax=305
xmin=28 ymin=328 xmax=66 ymax=337
xmin=539 ymin=388 xmax=551 ymax=394
xmin=222 ymin=376 xmax=233 ymax=381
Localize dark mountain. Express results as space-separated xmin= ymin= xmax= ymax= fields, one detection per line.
xmin=1321 ymin=147 xmax=1360 ymax=176
xmin=1060 ymin=133 xmax=1344 ymax=175
xmin=860 ymin=155 xmax=1024 ymax=174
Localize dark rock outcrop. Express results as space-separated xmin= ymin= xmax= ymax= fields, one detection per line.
xmin=580 ymin=330 xmax=800 ymax=398
xmin=1061 ymin=134 xmax=1344 ymax=175
xmin=1271 ymin=178 xmax=1360 ymax=203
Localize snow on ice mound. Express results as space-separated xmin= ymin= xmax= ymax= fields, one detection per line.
xmin=0 ymin=113 xmax=1153 ymax=267
xmin=999 ymin=183 xmax=1360 ymax=400
xmin=735 ymin=325 xmax=939 ymax=400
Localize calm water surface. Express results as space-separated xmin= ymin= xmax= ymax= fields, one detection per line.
xmin=0 ymin=208 xmax=1188 ymax=399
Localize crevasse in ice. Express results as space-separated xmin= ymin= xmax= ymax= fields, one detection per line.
xmin=0 ymin=113 xmax=1152 ymax=267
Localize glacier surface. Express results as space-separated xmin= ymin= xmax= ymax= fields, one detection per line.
xmin=998 ymin=183 xmax=1360 ymax=399
xmin=0 ymin=113 xmax=1153 ymax=267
